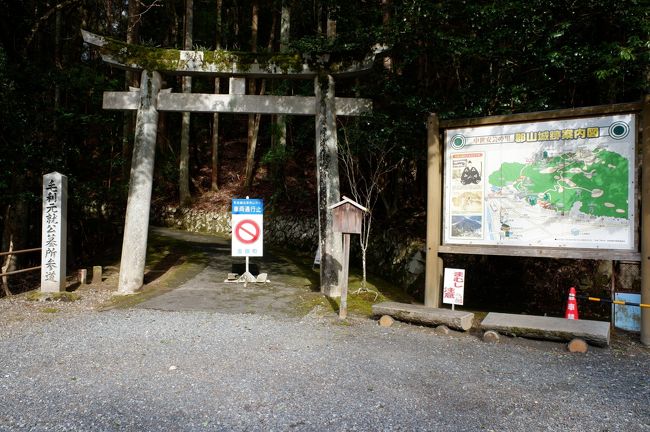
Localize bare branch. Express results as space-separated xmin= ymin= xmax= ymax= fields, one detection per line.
xmin=128 ymin=0 xmax=164 ymax=33
xmin=338 ymin=119 xmax=400 ymax=289
xmin=24 ymin=0 xmax=82 ymax=52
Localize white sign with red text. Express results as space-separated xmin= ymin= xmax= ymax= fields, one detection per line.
xmin=443 ymin=268 xmax=465 ymax=306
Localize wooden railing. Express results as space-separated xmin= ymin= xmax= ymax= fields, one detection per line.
xmin=0 ymin=247 xmax=41 ymax=277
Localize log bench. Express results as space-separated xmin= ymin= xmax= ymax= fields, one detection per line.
xmin=480 ymin=312 xmax=610 ymax=347
xmin=372 ymin=302 xmax=474 ymax=331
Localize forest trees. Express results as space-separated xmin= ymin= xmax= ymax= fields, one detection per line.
xmin=0 ymin=0 xmax=647 ymax=295
xmin=179 ymin=0 xmax=194 ymax=206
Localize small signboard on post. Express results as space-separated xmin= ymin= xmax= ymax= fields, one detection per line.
xmin=329 ymin=196 xmax=369 ymax=319
xmin=443 ymin=268 xmax=465 ymax=310
xmin=231 ymin=198 xmax=263 ymax=284
xmin=231 ymin=198 xmax=263 ymax=257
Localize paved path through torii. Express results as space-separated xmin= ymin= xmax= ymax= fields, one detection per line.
xmin=82 ymin=30 xmax=381 ymax=297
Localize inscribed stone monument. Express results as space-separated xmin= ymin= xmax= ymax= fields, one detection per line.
xmin=40 ymin=172 xmax=67 ymax=292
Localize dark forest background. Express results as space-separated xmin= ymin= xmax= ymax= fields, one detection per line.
xmin=0 ymin=0 xmax=648 ymax=314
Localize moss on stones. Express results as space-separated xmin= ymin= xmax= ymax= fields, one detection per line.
xmin=26 ymin=291 xmax=81 ymax=302
xmin=101 ymin=36 xmax=305 ymax=74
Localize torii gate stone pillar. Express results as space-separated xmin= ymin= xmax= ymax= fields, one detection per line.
xmin=315 ymin=74 xmax=343 ymax=296
xmin=81 ymin=30 xmax=383 ymax=297
xmin=118 ymin=70 xmax=161 ymax=293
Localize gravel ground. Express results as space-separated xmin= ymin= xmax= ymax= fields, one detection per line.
xmin=1 ymin=302 xmax=649 ymax=431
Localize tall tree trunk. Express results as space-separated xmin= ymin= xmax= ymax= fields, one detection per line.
xmin=179 ymin=0 xmax=193 ymax=206
xmin=245 ymin=3 xmax=277 ymax=191
xmin=273 ymin=1 xmax=290 ymax=150
xmin=54 ymin=7 xmax=61 ymax=130
xmin=381 ymin=0 xmax=392 ymax=71
xmin=1 ymin=203 xmax=15 ymax=296
xmin=327 ymin=11 xmax=336 ymax=38
xmin=244 ymin=0 xmax=260 ymax=191
xmin=280 ymin=2 xmax=290 ymax=52
xmin=316 ymin=0 xmax=323 ymax=34
xmin=210 ymin=0 xmax=223 ymax=191
xmin=122 ymin=0 xmax=140 ymax=179
xmin=1 ymin=188 xmax=29 ymax=296
xmin=1 ymin=236 xmax=13 ymax=296
xmin=231 ymin=2 xmax=240 ymax=49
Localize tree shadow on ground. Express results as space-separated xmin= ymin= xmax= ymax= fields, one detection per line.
xmin=144 ymin=253 xmax=186 ymax=284
xmin=263 ymin=247 xmax=321 ymax=292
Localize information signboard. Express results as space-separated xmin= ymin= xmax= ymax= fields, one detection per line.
xmin=231 ymin=198 xmax=263 ymax=257
xmin=443 ymin=114 xmax=636 ymax=251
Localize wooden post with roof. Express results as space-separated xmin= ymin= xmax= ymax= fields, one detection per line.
xmin=330 ymin=196 xmax=368 ymax=319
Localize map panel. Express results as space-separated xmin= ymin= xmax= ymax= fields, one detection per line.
xmin=443 ymin=114 xmax=636 ymax=250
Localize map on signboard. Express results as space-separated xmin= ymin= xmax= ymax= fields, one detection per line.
xmin=443 ymin=114 xmax=636 ymax=250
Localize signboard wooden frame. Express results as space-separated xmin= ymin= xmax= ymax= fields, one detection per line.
xmin=424 ymin=97 xmax=650 ymax=346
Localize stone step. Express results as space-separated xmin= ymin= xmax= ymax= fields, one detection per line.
xmin=371 ymin=302 xmax=474 ymax=331
xmin=480 ymin=312 xmax=610 ymax=347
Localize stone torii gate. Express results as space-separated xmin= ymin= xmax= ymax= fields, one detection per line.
xmin=82 ymin=30 xmax=381 ymax=297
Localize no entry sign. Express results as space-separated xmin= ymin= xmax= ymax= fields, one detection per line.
xmin=231 ymin=198 xmax=263 ymax=256
xmin=234 ymin=219 xmax=260 ymax=244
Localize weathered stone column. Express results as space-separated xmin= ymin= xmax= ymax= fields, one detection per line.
xmin=40 ymin=172 xmax=67 ymax=292
xmin=315 ymin=74 xmax=343 ymax=297
xmin=118 ymin=70 xmax=161 ymax=294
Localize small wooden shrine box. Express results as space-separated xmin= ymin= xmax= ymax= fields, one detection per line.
xmin=329 ymin=196 xmax=368 ymax=234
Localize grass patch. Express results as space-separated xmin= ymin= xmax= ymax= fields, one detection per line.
xmin=25 ymin=292 xmax=80 ymax=302
xmin=266 ymin=246 xmax=320 ymax=290
xmin=41 ymin=307 xmax=59 ymax=313
xmin=103 ymin=259 xmax=208 ymax=310
xmin=102 ymin=262 xmax=205 ymax=310
xmin=269 ymin=245 xmax=414 ymax=318
xmin=103 ymin=229 xmax=215 ymax=310
xmin=296 ymin=268 xmax=415 ymax=318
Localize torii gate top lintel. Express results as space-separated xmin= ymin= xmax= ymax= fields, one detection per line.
xmin=81 ymin=30 xmax=386 ymax=79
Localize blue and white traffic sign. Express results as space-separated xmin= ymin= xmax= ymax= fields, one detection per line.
xmin=232 ymin=198 xmax=263 ymax=215
xmin=231 ymin=198 xmax=264 ymax=257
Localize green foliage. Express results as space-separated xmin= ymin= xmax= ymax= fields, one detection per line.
xmin=0 ymin=0 xmax=647 ymax=288
xmin=261 ymin=142 xmax=290 ymax=166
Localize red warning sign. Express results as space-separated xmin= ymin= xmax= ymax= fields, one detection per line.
xmin=234 ymin=219 xmax=260 ymax=244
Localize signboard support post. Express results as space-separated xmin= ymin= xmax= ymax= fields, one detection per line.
xmin=425 ymin=114 xmax=443 ymax=308
xmin=339 ymin=233 xmax=350 ymax=319
xmin=641 ymin=95 xmax=650 ymax=346
xmin=238 ymin=256 xmax=256 ymax=284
